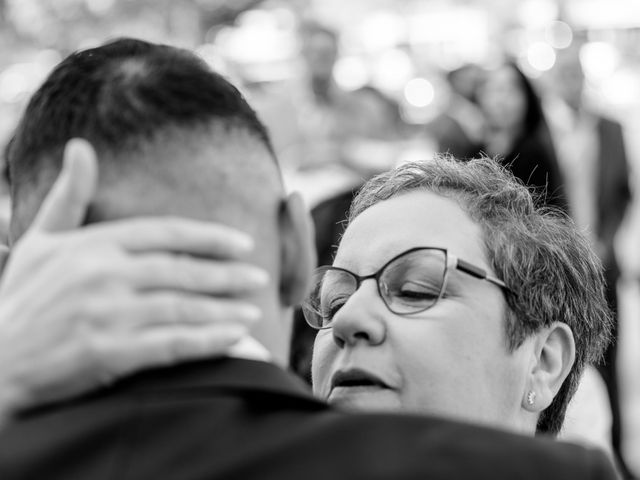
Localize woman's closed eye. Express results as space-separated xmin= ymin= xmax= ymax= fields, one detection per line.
xmin=321 ymin=294 xmax=351 ymax=322
xmin=395 ymin=281 xmax=441 ymax=301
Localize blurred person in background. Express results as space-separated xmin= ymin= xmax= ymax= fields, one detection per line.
xmin=335 ymin=85 xmax=409 ymax=176
xmin=284 ymin=19 xmax=344 ymax=170
xmin=253 ymin=20 xmax=411 ymax=198
xmin=546 ymin=41 xmax=633 ymax=478
xmin=475 ymin=61 xmax=567 ymax=211
xmin=253 ymin=20 xmax=349 ymax=173
xmin=427 ymin=64 xmax=486 ymax=160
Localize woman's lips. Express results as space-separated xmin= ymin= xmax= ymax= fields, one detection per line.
xmin=330 ymin=368 xmax=390 ymax=391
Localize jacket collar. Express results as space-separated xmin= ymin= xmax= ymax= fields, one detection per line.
xmin=113 ymin=357 xmax=325 ymax=408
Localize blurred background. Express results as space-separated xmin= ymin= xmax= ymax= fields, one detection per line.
xmin=0 ymin=0 xmax=639 ymax=475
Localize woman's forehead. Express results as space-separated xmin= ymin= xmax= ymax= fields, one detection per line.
xmin=335 ymin=191 xmax=488 ymax=270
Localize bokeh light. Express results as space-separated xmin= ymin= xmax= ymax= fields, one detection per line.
xmin=359 ymin=11 xmax=406 ymax=52
xmin=545 ymin=21 xmax=573 ymax=49
xmin=0 ymin=61 xmax=53 ymax=103
xmin=85 ymin=0 xmax=115 ymax=15
xmin=372 ymin=49 xmax=413 ymax=91
xmin=403 ymin=77 xmax=435 ymax=108
xmin=334 ymin=56 xmax=370 ymax=91
xmin=517 ymin=0 xmax=558 ymax=28
xmin=580 ymin=41 xmax=620 ymax=81
xmin=527 ymin=41 xmax=556 ymax=71
xmin=601 ymin=71 xmax=640 ymax=106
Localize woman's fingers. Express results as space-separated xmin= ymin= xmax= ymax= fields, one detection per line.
xmin=96 ymin=324 xmax=251 ymax=379
xmin=102 ymin=293 xmax=262 ymax=329
xmin=16 ymin=323 xmax=251 ymax=410
xmin=126 ymin=254 xmax=269 ymax=294
xmin=81 ymin=218 xmax=255 ymax=259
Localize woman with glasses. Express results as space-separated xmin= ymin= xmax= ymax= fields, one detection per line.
xmin=305 ymin=155 xmax=611 ymax=436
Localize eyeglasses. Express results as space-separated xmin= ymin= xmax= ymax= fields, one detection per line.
xmin=302 ymin=246 xmax=512 ymax=330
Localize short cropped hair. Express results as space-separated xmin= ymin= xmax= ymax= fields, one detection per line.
xmin=349 ymin=155 xmax=612 ymax=435
xmin=6 ymin=38 xmax=273 ymax=224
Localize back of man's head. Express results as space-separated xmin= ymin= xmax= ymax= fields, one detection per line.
xmin=6 ymin=38 xmax=314 ymax=363
xmin=7 ymin=38 xmax=275 ymax=232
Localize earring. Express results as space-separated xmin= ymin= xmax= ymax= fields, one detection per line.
xmin=526 ymin=390 xmax=536 ymax=407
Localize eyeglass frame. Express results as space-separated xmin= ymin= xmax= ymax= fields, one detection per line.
xmin=303 ymin=246 xmax=513 ymax=330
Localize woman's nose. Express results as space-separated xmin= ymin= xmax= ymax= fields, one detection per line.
xmin=330 ymin=280 xmax=386 ymax=349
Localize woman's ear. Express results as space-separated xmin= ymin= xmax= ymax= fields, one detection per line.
xmin=278 ymin=192 xmax=316 ymax=307
xmin=523 ymin=322 xmax=576 ymax=412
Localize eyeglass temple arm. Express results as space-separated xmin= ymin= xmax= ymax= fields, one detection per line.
xmin=455 ymin=258 xmax=512 ymax=292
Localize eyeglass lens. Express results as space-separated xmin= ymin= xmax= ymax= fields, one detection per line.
xmin=381 ymin=248 xmax=447 ymax=314
xmin=304 ymin=248 xmax=448 ymax=329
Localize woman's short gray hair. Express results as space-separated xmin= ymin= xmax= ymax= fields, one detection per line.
xmin=348 ymin=155 xmax=612 ymax=435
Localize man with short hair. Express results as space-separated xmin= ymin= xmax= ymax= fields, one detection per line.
xmin=0 ymin=38 xmax=618 ymax=479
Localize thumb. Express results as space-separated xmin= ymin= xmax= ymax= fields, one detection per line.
xmin=30 ymin=138 xmax=98 ymax=233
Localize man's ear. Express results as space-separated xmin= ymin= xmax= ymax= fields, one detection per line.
xmin=278 ymin=191 xmax=316 ymax=307
xmin=523 ymin=322 xmax=576 ymax=412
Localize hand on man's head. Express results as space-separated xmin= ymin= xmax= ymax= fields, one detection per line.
xmin=0 ymin=138 xmax=268 ymax=424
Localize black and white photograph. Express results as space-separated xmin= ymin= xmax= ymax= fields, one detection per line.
xmin=0 ymin=1 xmax=639 ymax=478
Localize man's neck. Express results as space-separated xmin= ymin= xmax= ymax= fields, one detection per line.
xmin=248 ymin=302 xmax=293 ymax=368
xmin=227 ymin=336 xmax=272 ymax=363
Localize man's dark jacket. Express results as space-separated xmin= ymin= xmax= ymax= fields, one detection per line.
xmin=0 ymin=358 xmax=618 ymax=479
